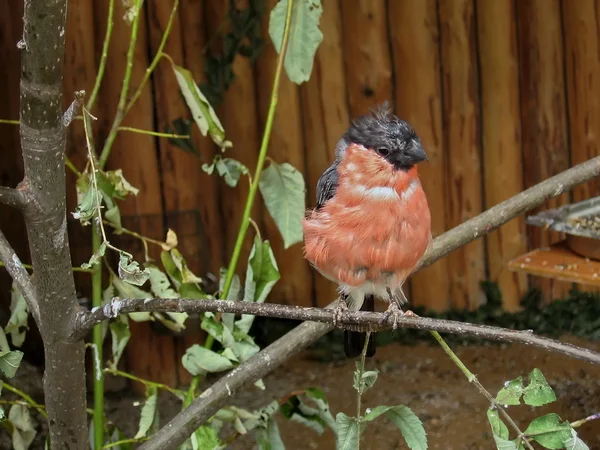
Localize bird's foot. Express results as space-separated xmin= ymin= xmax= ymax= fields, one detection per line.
xmin=332 ymin=298 xmax=350 ymax=329
xmin=381 ymin=302 xmax=414 ymax=330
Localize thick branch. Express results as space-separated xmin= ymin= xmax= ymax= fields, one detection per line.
xmin=0 ymin=186 xmax=27 ymax=210
xmin=79 ymin=297 xmax=600 ymax=365
xmin=137 ymin=155 xmax=600 ymax=450
xmin=0 ymin=229 xmax=39 ymax=321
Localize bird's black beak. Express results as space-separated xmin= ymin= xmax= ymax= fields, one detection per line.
xmin=406 ymin=143 xmax=428 ymax=164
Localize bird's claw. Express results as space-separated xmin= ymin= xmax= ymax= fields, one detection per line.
xmin=332 ymin=299 xmax=349 ymax=329
xmin=381 ymin=303 xmax=413 ymax=330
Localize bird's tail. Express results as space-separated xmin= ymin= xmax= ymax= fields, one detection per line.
xmin=344 ymin=294 xmax=376 ymax=358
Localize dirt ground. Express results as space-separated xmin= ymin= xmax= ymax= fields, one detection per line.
xmin=5 ymin=335 xmax=600 ymax=449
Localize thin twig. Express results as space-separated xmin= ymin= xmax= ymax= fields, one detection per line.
xmin=117 ymin=126 xmax=189 ymax=139
xmin=104 ymin=368 xmax=185 ymax=399
xmin=0 ymin=186 xmax=27 ymax=210
xmin=2 ymin=382 xmax=48 ymax=419
xmin=0 ymin=229 xmax=39 ymax=322
xmin=356 ymin=332 xmax=371 ymax=433
xmin=87 ymin=0 xmax=115 ymax=110
xmin=0 ymin=119 xmax=19 ymax=125
xmin=138 ymin=154 xmax=600 ymax=450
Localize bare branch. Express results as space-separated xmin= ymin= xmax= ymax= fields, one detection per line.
xmin=0 ymin=229 xmax=39 ymax=321
xmin=139 ymin=154 xmax=600 ymax=450
xmin=79 ymin=296 xmax=600 ymax=365
xmin=0 ymin=186 xmax=27 ymax=211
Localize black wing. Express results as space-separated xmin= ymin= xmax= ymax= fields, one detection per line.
xmin=315 ymin=161 xmax=339 ymax=210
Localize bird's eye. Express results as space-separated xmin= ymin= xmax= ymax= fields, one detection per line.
xmin=376 ymin=147 xmax=390 ymax=157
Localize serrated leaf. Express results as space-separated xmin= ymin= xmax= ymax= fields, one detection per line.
xmin=237 ymin=237 xmax=280 ymax=334
xmin=203 ymin=157 xmax=249 ymax=187
xmin=363 ymin=406 xmax=427 ymax=450
xmin=172 ymin=64 xmax=232 ymax=149
xmin=109 ymin=316 xmax=130 ymax=368
xmin=496 ymin=377 xmax=523 ymax=406
xmin=336 ymin=413 xmax=362 ymax=450
xmin=353 ymin=366 xmax=379 ymax=393
xmin=523 ymin=369 xmax=556 ymax=407
xmin=134 ymin=386 xmax=158 ymax=439
xmin=6 ymin=284 xmax=29 ymax=347
xmin=524 ymin=414 xmax=571 ymax=449
xmin=269 ymin=0 xmax=323 ymax=84
xmin=9 ymin=404 xmax=36 ymax=450
xmin=259 ymin=162 xmax=305 ymax=249
xmin=118 ymin=252 xmax=150 ymax=286
xmin=565 ymin=429 xmax=589 ymax=450
xmin=182 ymin=344 xmax=235 ymax=375
xmin=255 ymin=419 xmax=285 ymax=450
xmin=82 ymin=241 xmax=107 ymax=270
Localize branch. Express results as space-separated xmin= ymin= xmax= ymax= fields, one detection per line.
xmin=0 ymin=186 xmax=27 ymax=211
xmin=138 ymin=154 xmax=600 ymax=450
xmin=0 ymin=229 xmax=39 ymax=321
xmin=78 ymin=297 xmax=600 ymax=364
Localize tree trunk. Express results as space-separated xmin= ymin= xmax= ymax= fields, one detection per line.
xmin=19 ymin=0 xmax=88 ymax=447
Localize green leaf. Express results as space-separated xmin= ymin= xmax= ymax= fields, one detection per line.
xmin=105 ymin=205 xmax=123 ymax=232
xmin=487 ymin=409 xmax=509 ymax=440
xmin=134 ymin=386 xmax=158 ymax=439
xmin=335 ymin=413 xmax=362 ymax=450
xmin=237 ymin=237 xmax=281 ymax=334
xmin=523 ymin=369 xmax=556 ymax=407
xmin=363 ymin=406 xmax=427 ymax=450
xmin=148 ymin=265 xmax=187 ymax=331
xmin=6 ymin=284 xmax=29 ymax=348
xmin=9 ymin=404 xmax=36 ymax=450
xmin=109 ymin=316 xmax=130 ymax=368
xmin=182 ymin=344 xmax=235 ymax=375
xmin=82 ymin=241 xmax=107 ymax=270
xmin=565 ymin=429 xmax=590 ymax=450
xmin=353 ymin=366 xmax=379 ymax=393
xmin=259 ymin=162 xmax=305 ymax=249
xmin=171 ymin=249 xmax=203 ymax=284
xmin=72 ymin=178 xmax=101 ymax=224
xmin=171 ymin=63 xmax=232 ymax=150
xmin=269 ymin=0 xmax=323 ymax=84
xmin=524 ymin=413 xmax=571 ymax=449
xmin=280 ymin=387 xmax=336 ymax=436
xmin=202 ymin=156 xmax=249 ymax=188
xmin=104 ymin=169 xmax=140 ymax=198
xmin=496 ymin=376 xmax=523 ymax=406
xmin=190 ymin=425 xmax=225 ymax=450
xmin=0 ymin=349 xmax=23 ymax=378
xmin=255 ymin=419 xmax=285 ymax=450
xmin=118 ymin=252 xmax=150 ymax=286
xmin=111 ymin=276 xmax=154 ymax=322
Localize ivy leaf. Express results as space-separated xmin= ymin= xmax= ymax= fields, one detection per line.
xmin=269 ymin=0 xmax=323 ymax=84
xmin=336 ymin=413 xmax=362 ymax=450
xmin=259 ymin=162 xmax=305 ymax=249
xmin=134 ymin=386 xmax=158 ymax=439
xmin=118 ymin=252 xmax=150 ymax=286
xmin=182 ymin=344 xmax=235 ymax=376
xmin=6 ymin=284 xmax=29 ymax=348
xmin=523 ymin=369 xmax=556 ymax=407
xmin=9 ymin=404 xmax=36 ymax=450
xmin=524 ymin=414 xmax=572 ymax=449
xmin=81 ymin=241 xmax=107 ymax=270
xmin=202 ymin=156 xmax=249 ymax=188
xmin=564 ymin=429 xmax=590 ymax=450
xmin=364 ymin=406 xmax=427 ymax=450
xmin=237 ymin=237 xmax=280 ymax=334
xmin=171 ymin=63 xmax=232 ymax=150
xmin=496 ymin=376 xmax=524 ymax=406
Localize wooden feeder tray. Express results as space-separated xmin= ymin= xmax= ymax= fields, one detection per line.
xmin=510 ymin=196 xmax=600 ymax=286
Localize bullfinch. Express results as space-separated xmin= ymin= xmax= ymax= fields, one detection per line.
xmin=303 ymin=103 xmax=432 ymax=358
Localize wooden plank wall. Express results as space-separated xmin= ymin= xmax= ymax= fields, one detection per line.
xmin=1 ymin=0 xmax=600 ymax=386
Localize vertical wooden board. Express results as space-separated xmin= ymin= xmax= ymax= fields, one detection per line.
xmin=300 ymin=1 xmax=350 ymax=307
xmin=63 ymin=0 xmax=98 ymax=302
xmin=439 ymin=0 xmax=486 ymax=309
xmin=93 ymin=1 xmax=177 ymax=389
xmin=517 ymin=0 xmax=572 ymax=302
xmin=388 ymin=0 xmax=450 ymax=311
xmin=204 ymin=0 xmax=261 ymax=271
xmin=255 ymin=0 xmax=313 ymax=307
xmin=476 ymin=0 xmax=527 ymax=311
xmin=563 ymin=1 xmax=600 ymax=295
xmin=174 ymin=0 xmax=223 ymax=387
xmin=340 ymin=0 xmax=393 ymax=115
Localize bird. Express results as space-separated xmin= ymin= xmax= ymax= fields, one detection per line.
xmin=302 ymin=103 xmax=432 ymax=358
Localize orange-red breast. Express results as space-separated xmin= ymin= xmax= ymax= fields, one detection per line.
xmin=303 ymin=104 xmax=432 ymax=358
